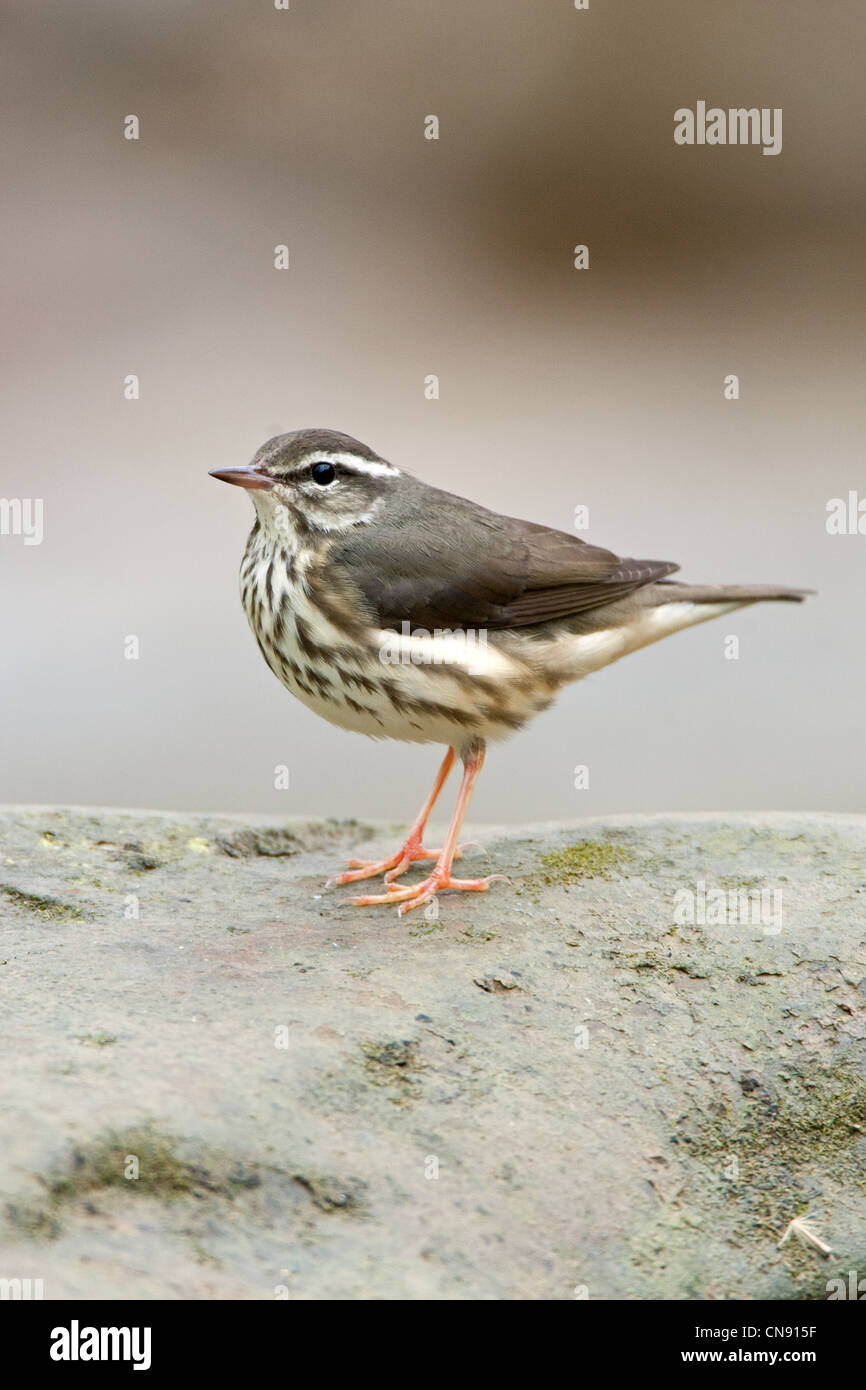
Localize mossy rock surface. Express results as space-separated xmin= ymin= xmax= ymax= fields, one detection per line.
xmin=1 ymin=806 xmax=864 ymax=1299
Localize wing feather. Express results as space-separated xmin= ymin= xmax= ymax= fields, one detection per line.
xmin=328 ymin=475 xmax=678 ymax=630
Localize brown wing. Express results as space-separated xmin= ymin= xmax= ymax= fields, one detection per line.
xmin=329 ymin=475 xmax=678 ymax=630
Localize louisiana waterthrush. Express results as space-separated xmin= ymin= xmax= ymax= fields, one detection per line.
xmin=211 ymin=429 xmax=808 ymax=915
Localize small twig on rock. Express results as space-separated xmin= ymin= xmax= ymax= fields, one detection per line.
xmin=777 ymin=1214 xmax=833 ymax=1257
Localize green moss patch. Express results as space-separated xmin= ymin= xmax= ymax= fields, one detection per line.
xmin=5 ymin=1129 xmax=268 ymax=1241
xmin=689 ymin=1060 xmax=866 ymax=1174
xmin=539 ymin=839 xmax=635 ymax=884
xmin=1 ymin=886 xmax=84 ymax=921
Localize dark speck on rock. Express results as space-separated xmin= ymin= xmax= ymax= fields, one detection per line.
xmin=127 ymin=855 xmax=161 ymax=872
xmin=361 ymin=1040 xmax=418 ymax=1069
xmin=216 ymin=829 xmax=301 ymax=858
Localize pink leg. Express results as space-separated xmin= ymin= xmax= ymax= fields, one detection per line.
xmin=351 ymin=744 xmax=506 ymax=915
xmin=331 ymin=747 xmax=460 ymax=886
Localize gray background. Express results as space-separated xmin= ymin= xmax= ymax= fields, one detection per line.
xmin=1 ymin=0 xmax=862 ymax=822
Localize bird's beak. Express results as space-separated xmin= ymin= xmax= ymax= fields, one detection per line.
xmin=208 ymin=465 xmax=275 ymax=491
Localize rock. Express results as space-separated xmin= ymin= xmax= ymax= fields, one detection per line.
xmin=0 ymin=806 xmax=864 ymax=1299
xmin=474 ymin=969 xmax=519 ymax=992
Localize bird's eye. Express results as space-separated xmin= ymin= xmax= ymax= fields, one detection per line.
xmin=310 ymin=461 xmax=336 ymax=486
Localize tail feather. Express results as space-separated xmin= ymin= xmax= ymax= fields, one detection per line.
xmin=650 ymin=580 xmax=813 ymax=605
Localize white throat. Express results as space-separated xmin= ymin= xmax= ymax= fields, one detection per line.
xmin=250 ymin=493 xmax=301 ymax=546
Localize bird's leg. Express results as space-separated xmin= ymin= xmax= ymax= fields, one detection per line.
xmin=351 ymin=743 xmax=506 ymax=914
xmin=331 ymin=747 xmax=462 ymax=886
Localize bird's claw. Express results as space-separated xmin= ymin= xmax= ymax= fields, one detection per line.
xmin=330 ymin=841 xmax=471 ymax=887
xmin=351 ymin=872 xmax=508 ymax=914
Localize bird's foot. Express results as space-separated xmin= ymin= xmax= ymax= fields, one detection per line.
xmin=329 ymin=840 xmax=476 ymax=887
xmin=351 ymin=870 xmax=508 ymax=916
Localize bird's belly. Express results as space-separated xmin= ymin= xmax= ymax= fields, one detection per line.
xmin=241 ymin=565 xmax=553 ymax=746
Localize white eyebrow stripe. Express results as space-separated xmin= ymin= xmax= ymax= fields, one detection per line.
xmin=297 ymin=450 xmax=400 ymax=479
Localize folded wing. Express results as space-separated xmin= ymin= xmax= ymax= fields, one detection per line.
xmin=329 ymin=476 xmax=679 ymax=631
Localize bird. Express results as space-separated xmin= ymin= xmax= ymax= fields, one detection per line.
xmin=210 ymin=428 xmax=809 ymax=916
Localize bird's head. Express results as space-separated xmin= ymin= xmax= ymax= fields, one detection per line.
xmin=210 ymin=428 xmax=400 ymax=537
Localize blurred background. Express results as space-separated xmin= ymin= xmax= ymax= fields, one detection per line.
xmin=1 ymin=0 xmax=863 ymax=822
